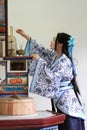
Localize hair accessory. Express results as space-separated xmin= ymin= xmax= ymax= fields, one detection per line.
xmin=68 ymin=37 xmax=77 ymax=76
xmin=68 ymin=37 xmax=75 ymax=47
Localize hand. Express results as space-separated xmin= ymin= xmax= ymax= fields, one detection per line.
xmin=16 ymin=29 xmax=30 ymax=41
xmin=31 ymin=53 xmax=40 ymax=60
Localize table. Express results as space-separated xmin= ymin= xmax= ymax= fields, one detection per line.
xmin=0 ymin=110 xmax=66 ymax=130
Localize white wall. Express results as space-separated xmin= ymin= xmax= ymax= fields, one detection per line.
xmin=8 ymin=0 xmax=87 ymax=128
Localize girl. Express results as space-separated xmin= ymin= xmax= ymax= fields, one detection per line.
xmin=16 ymin=29 xmax=85 ymax=130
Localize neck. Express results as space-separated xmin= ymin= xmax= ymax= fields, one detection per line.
xmin=56 ymin=51 xmax=63 ymax=58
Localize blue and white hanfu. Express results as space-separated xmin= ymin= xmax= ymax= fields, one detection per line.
xmin=24 ymin=38 xmax=86 ymax=120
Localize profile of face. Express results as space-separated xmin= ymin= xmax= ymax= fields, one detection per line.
xmin=50 ymin=37 xmax=56 ymax=50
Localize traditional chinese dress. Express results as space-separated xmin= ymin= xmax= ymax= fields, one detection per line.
xmin=25 ymin=38 xmax=85 ymax=120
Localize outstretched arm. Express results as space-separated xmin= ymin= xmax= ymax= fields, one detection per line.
xmin=16 ymin=29 xmax=30 ymax=41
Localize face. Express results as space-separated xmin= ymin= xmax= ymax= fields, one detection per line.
xmin=50 ymin=37 xmax=56 ymax=50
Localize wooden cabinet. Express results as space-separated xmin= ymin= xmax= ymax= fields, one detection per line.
xmin=0 ymin=0 xmax=29 ymax=97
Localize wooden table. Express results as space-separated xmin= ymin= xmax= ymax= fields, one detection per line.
xmin=0 ymin=110 xmax=66 ymax=130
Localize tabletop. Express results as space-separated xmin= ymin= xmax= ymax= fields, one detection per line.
xmin=0 ymin=110 xmax=66 ymax=129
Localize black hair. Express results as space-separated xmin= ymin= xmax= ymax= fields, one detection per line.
xmin=55 ymin=32 xmax=81 ymax=105
xmin=55 ymin=32 xmax=71 ymax=58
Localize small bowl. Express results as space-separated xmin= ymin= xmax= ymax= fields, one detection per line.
xmin=16 ymin=49 xmax=25 ymax=55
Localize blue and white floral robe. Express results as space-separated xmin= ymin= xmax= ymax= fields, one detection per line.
xmin=25 ymin=38 xmax=86 ymax=120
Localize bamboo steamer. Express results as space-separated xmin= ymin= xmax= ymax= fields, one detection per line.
xmin=0 ymin=96 xmax=36 ymax=115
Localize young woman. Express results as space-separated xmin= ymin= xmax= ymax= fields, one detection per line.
xmin=16 ymin=29 xmax=85 ymax=130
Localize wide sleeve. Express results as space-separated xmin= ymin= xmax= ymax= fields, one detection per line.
xmin=24 ymin=38 xmax=55 ymax=61
xmin=30 ymin=55 xmax=74 ymax=99
xmin=24 ymin=38 xmax=39 ymax=76
xmin=30 ymin=58 xmax=61 ymax=99
xmin=24 ymin=38 xmax=55 ymax=76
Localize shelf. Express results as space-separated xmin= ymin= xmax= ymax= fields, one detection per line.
xmin=3 ymin=56 xmax=32 ymax=60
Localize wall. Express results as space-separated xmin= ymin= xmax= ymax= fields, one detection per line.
xmin=8 ymin=0 xmax=87 ymax=128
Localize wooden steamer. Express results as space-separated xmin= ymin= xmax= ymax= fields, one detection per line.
xmin=0 ymin=95 xmax=36 ymax=115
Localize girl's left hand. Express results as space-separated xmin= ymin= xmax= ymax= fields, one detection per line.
xmin=31 ymin=53 xmax=40 ymax=60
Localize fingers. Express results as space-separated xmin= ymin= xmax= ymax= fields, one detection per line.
xmin=31 ymin=54 xmax=40 ymax=60
xmin=16 ymin=29 xmax=22 ymax=33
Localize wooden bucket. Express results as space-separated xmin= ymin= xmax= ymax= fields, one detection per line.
xmin=0 ymin=97 xmax=36 ymax=115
